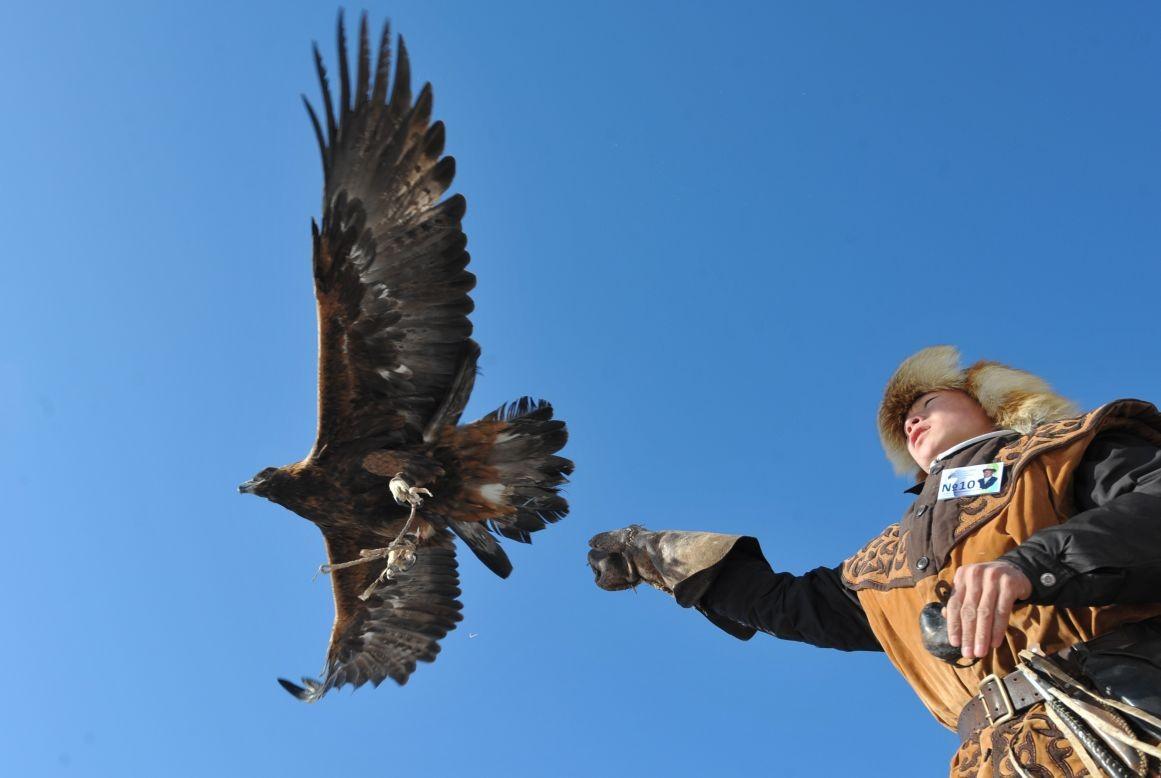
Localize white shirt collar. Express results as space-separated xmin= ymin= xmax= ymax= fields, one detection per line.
xmin=929 ymin=429 xmax=1018 ymax=470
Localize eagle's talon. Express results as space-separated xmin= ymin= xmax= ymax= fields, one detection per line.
xmin=387 ymin=542 xmax=417 ymax=572
xmin=389 ymin=475 xmax=432 ymax=508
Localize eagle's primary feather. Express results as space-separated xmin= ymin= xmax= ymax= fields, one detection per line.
xmin=241 ymin=12 xmax=572 ymax=702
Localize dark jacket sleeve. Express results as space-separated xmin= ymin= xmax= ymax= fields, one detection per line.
xmin=1001 ymin=430 xmax=1161 ymax=606
xmin=693 ymin=537 xmax=882 ymax=652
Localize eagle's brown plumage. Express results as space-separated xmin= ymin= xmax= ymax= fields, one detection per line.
xmin=241 ymin=13 xmax=572 ymax=702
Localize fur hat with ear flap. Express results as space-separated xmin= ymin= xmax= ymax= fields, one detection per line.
xmin=878 ymin=345 xmax=1080 ymax=475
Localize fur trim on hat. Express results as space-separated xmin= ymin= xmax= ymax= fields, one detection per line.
xmin=878 ymin=345 xmax=1079 ymax=475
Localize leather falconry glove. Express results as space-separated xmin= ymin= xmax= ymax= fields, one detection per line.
xmin=587 ymin=525 xmax=744 ymax=602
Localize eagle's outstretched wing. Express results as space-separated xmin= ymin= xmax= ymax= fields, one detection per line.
xmin=279 ymin=528 xmax=463 ymax=701
xmin=306 ymin=13 xmax=478 ymax=459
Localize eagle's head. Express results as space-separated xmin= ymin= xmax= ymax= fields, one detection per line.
xmin=239 ymin=463 xmax=327 ymax=521
xmin=238 ymin=466 xmax=295 ymax=502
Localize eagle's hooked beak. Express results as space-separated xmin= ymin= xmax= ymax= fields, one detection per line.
xmin=238 ymin=479 xmax=261 ymax=495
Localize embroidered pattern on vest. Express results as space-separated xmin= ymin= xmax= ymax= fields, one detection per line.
xmin=951 ymin=708 xmax=1084 ymax=777
xmin=841 ymin=523 xmax=915 ymax=591
xmin=952 ymin=400 xmax=1161 ymax=542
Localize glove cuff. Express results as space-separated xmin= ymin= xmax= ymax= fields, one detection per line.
xmin=640 ymin=531 xmax=748 ymax=605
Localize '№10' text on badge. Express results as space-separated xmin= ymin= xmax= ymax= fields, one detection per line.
xmin=937 ymin=462 xmax=1003 ymax=500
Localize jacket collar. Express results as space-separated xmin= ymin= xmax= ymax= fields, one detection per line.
xmin=930 ymin=429 xmax=1018 ymax=468
xmin=903 ymin=429 xmax=1019 ymax=495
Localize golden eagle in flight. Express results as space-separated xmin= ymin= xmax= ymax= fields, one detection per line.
xmin=239 ymin=13 xmax=572 ymax=702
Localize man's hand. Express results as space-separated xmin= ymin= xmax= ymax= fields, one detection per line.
xmin=588 ymin=525 xmax=667 ymax=592
xmin=945 ymin=561 xmax=1032 ymax=659
xmin=587 ymin=527 xmax=639 ymax=591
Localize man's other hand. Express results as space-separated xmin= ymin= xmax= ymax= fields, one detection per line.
xmin=945 ymin=561 xmax=1033 ymax=660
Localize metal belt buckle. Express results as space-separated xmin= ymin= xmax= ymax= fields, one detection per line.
xmin=979 ymin=673 xmax=1015 ymax=728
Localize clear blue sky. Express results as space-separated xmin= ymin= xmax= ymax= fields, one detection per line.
xmin=4 ymin=1 xmax=1160 ymax=775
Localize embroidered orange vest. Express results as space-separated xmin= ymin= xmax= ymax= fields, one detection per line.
xmin=842 ymin=399 xmax=1161 ymax=729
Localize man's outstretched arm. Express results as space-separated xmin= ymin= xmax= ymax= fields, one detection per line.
xmin=589 ymin=528 xmax=881 ymax=652
xmin=700 ymin=542 xmax=881 ymax=651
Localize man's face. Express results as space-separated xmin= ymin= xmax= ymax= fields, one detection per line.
xmin=903 ymin=389 xmax=996 ymax=472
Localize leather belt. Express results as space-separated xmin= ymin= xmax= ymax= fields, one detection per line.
xmin=956 ymin=670 xmax=1047 ymax=743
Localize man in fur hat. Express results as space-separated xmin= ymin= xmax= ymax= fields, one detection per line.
xmin=589 ymin=345 xmax=1161 ymax=776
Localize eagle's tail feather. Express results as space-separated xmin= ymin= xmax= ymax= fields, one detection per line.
xmin=445 ymin=517 xmax=513 ymax=579
xmin=438 ymin=398 xmax=572 ymax=575
xmin=478 ymin=398 xmax=572 ymax=544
